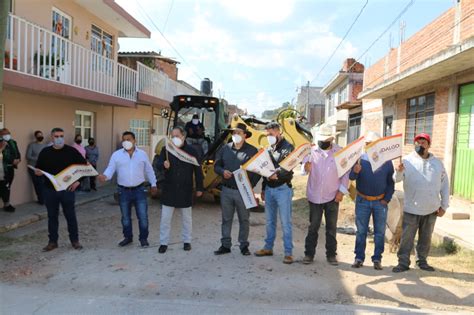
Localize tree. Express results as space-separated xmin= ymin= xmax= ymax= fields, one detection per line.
xmin=261 ymin=101 xmax=292 ymax=120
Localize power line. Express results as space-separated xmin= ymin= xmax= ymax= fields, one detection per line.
xmin=162 ymin=0 xmax=174 ymax=34
xmin=135 ymin=0 xmax=202 ymax=82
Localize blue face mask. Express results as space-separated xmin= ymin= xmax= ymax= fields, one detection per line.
xmin=53 ymin=137 xmax=65 ymax=147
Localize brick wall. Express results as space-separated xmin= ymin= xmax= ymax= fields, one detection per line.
xmin=155 ymin=59 xmax=178 ymax=81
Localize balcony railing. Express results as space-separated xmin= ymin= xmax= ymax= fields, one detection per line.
xmin=4 ymin=13 xmax=137 ymax=101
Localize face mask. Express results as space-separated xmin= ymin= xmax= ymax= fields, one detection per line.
xmin=88 ymin=141 xmax=95 ymax=146
xmin=3 ymin=134 xmax=11 ymax=141
xmin=122 ymin=140 xmax=133 ymax=151
xmin=75 ymin=139 xmax=82 ymax=144
xmin=171 ymin=137 xmax=183 ymax=147
xmin=267 ymin=135 xmax=277 ymax=146
xmin=53 ymin=137 xmax=65 ymax=148
xmin=232 ymin=134 xmax=243 ymax=144
xmin=318 ymin=141 xmax=331 ymax=150
xmin=36 ymin=136 xmax=44 ymax=142
xmin=415 ymin=145 xmax=426 ymax=156
xmin=192 ymin=119 xmax=199 ymax=125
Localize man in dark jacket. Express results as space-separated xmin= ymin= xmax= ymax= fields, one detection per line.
xmin=255 ymin=122 xmax=295 ymax=264
xmin=0 ymin=128 xmax=21 ymax=212
xmin=154 ymin=126 xmax=204 ymax=253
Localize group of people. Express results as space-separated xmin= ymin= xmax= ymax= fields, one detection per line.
xmin=26 ymin=120 xmax=449 ymax=274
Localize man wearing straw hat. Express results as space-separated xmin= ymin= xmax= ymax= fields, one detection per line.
xmin=302 ymin=123 xmax=349 ymax=266
xmin=349 ymin=131 xmax=395 ymax=270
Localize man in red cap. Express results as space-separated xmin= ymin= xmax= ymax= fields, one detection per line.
xmin=392 ymin=133 xmax=449 ymax=273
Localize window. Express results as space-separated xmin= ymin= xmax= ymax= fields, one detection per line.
xmin=75 ymin=111 xmax=94 ymax=141
xmin=338 ymin=84 xmax=348 ymax=105
xmin=348 ymin=112 xmax=361 ymax=143
xmin=405 ymin=94 xmax=434 ymax=144
xmin=327 ymin=92 xmax=336 ymax=117
xmin=52 ymin=8 xmax=72 ymax=39
xmin=130 ymin=119 xmax=151 ymax=146
xmin=91 ymin=25 xmax=113 ymax=59
xmin=384 ymin=116 xmax=393 ymax=137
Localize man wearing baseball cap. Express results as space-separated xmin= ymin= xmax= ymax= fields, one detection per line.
xmin=392 ymin=133 xmax=449 ymax=273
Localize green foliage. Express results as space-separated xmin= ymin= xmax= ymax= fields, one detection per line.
xmin=261 ymin=101 xmax=293 ymax=120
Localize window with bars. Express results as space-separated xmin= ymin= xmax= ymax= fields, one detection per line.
xmin=405 ymin=93 xmax=434 ymax=144
xmin=130 ymin=119 xmax=151 ymax=147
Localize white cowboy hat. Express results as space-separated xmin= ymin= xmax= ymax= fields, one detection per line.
xmin=312 ymin=123 xmax=339 ymax=142
xmin=365 ymin=131 xmax=381 ymax=143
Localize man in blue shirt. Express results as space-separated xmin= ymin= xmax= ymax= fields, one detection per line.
xmin=349 ymin=131 xmax=395 ymax=270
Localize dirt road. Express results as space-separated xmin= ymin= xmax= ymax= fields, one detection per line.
xmin=0 ymin=177 xmax=473 ymax=313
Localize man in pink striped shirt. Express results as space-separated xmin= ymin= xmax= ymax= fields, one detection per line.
xmin=302 ymin=124 xmax=349 ymax=266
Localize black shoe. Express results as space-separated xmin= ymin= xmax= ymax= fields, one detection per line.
xmin=327 ymin=256 xmax=338 ymax=266
xmin=118 ymin=238 xmax=133 ymax=247
xmin=373 ymin=261 xmax=383 ymax=270
xmin=351 ymin=259 xmax=363 ymax=268
xmin=140 ymin=239 xmax=149 ymax=247
xmin=417 ymin=263 xmax=435 ymax=272
xmin=158 ymin=245 xmax=168 ymax=254
xmin=392 ymin=264 xmax=410 ymax=273
xmin=3 ymin=205 xmax=15 ymax=212
xmin=214 ymin=246 xmax=231 ymax=255
xmin=71 ymin=241 xmax=83 ymax=250
xmin=183 ymin=243 xmax=191 ymax=251
xmin=241 ymin=247 xmax=251 ymax=256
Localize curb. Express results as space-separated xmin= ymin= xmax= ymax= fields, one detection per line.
xmin=0 ymin=192 xmax=114 ymax=234
xmin=432 ymin=228 xmax=474 ymax=251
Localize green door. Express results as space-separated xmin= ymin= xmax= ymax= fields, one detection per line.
xmin=454 ymin=83 xmax=474 ymax=201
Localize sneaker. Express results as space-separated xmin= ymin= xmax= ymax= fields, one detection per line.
xmin=158 ymin=245 xmax=168 ymax=254
xmin=183 ymin=243 xmax=192 ymax=251
xmin=42 ymin=242 xmax=58 ymax=252
xmin=351 ymin=259 xmax=363 ymax=268
xmin=283 ymin=256 xmax=293 ymax=264
xmin=373 ymin=261 xmax=383 ymax=270
xmin=3 ymin=205 xmax=15 ymax=212
xmin=140 ymin=239 xmax=149 ymax=248
xmin=71 ymin=241 xmax=83 ymax=250
xmin=417 ymin=262 xmax=435 ymax=272
xmin=302 ymin=256 xmax=314 ymax=265
xmin=327 ymin=256 xmax=338 ymax=266
xmin=392 ymin=264 xmax=410 ymax=273
xmin=241 ymin=247 xmax=251 ymax=256
xmin=214 ymin=246 xmax=231 ymax=255
xmin=118 ymin=238 xmax=133 ymax=247
xmin=255 ymin=249 xmax=273 ymax=257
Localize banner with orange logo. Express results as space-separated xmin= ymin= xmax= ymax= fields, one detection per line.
xmin=279 ymin=143 xmax=312 ymax=172
xmin=242 ymin=149 xmax=276 ymax=178
xmin=334 ymin=136 xmax=365 ymax=177
xmin=366 ymin=134 xmax=403 ymax=171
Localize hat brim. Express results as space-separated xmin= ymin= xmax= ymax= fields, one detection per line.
xmin=315 ymin=131 xmax=339 ymax=142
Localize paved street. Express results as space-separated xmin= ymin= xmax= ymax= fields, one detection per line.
xmin=0 ymin=191 xmax=473 ymax=314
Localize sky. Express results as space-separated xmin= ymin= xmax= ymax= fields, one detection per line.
xmin=116 ymin=0 xmax=454 ymax=117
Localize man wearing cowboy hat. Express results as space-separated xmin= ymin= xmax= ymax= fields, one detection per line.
xmin=349 ymin=131 xmax=395 ymax=270
xmin=302 ymin=123 xmax=349 ymax=266
xmin=214 ymin=123 xmax=260 ymax=256
xmin=392 ymin=133 xmax=449 ymax=273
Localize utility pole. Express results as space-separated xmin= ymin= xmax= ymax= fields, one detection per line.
xmin=0 ymin=0 xmax=9 ymax=102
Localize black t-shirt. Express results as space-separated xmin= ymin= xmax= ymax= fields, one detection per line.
xmin=36 ymin=145 xmax=87 ymax=188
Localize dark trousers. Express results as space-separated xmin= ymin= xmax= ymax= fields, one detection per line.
xmin=89 ymin=164 xmax=97 ymax=190
xmin=397 ymin=212 xmax=437 ymax=267
xmin=28 ymin=167 xmax=44 ymax=203
xmin=118 ymin=185 xmax=149 ymax=241
xmin=44 ymin=188 xmax=79 ymax=244
xmin=220 ymin=186 xmax=249 ymax=250
xmin=0 ymin=180 xmax=10 ymax=203
xmin=304 ymin=200 xmax=339 ymax=258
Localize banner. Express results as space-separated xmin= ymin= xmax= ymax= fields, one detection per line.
xmin=233 ymin=168 xmax=258 ymax=209
xmin=165 ymin=139 xmax=199 ymax=166
xmin=242 ymin=149 xmax=276 ymax=178
xmin=279 ymin=143 xmax=312 ymax=172
xmin=28 ymin=164 xmax=98 ymax=191
xmin=366 ymin=133 xmax=403 ymax=171
xmin=334 ymin=136 xmax=365 ymax=177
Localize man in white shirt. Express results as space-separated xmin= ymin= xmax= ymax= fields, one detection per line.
xmin=98 ymin=131 xmax=157 ymax=247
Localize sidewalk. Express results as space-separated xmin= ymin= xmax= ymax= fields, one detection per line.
xmin=0 ymin=185 xmax=116 ymax=233
xmin=434 ymin=214 xmax=474 ymax=251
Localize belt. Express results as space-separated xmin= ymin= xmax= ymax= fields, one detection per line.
xmin=222 ymin=184 xmax=238 ymax=190
xmin=118 ymin=183 xmax=144 ymax=190
xmin=357 ymin=191 xmax=385 ymax=201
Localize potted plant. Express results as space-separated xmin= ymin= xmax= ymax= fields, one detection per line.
xmin=4 ymin=51 xmax=17 ymax=70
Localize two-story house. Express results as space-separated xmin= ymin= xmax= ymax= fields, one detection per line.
xmin=321 ymin=58 xmax=364 ymax=146
xmin=296 ymin=84 xmax=325 ymax=128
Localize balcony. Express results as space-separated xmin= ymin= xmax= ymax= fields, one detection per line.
xmin=4 ymin=13 xmax=137 ymax=102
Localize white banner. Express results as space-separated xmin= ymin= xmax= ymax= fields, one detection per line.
xmin=366 ymin=133 xmax=403 ymax=171
xmin=334 ymin=136 xmax=366 ymax=177
xmin=242 ymin=149 xmax=276 ymax=178
xmin=165 ymin=139 xmax=200 ymax=166
xmin=233 ymin=168 xmax=258 ymax=209
xmin=28 ymin=164 xmax=98 ymax=191
xmin=279 ymin=143 xmax=312 ymax=172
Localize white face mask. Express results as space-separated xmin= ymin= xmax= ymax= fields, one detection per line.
xmin=267 ymin=135 xmax=277 ymax=146
xmin=232 ymin=134 xmax=243 ymax=144
xmin=171 ymin=137 xmax=183 ymax=147
xmin=192 ymin=119 xmax=199 ymax=125
xmin=3 ymin=134 xmax=11 ymax=141
xmin=122 ymin=140 xmax=133 ymax=151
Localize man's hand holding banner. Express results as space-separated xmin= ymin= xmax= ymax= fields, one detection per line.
xmin=334 ymin=136 xmax=365 ymax=177
xmin=366 ymin=133 xmax=403 ymax=171
xmin=28 ymin=164 xmax=98 ymax=191
xmin=242 ymin=149 xmax=276 ymax=178
xmin=279 ymin=143 xmax=312 ymax=172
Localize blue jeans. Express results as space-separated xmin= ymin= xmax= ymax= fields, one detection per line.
xmin=264 ymin=184 xmax=293 ymax=256
xmin=43 ymin=188 xmax=78 ymax=243
xmin=118 ymin=185 xmax=149 ymax=241
xmin=354 ymin=195 xmax=388 ymax=262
